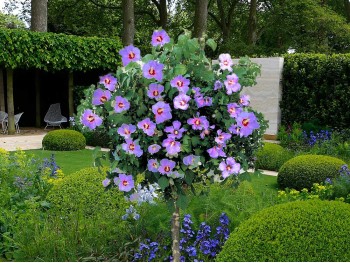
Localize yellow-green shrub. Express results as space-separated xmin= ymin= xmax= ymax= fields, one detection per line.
xmin=46 ymin=167 xmax=128 ymax=217
xmin=42 ymin=129 xmax=86 ymax=151
xmin=217 ymin=200 xmax=350 ymax=262
xmin=255 ymin=142 xmax=294 ymax=171
xmin=277 ymin=154 xmax=345 ymax=190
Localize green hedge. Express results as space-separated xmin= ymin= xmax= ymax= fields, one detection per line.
xmin=217 ymin=200 xmax=350 ymax=262
xmin=0 ymin=29 xmax=122 ymax=71
xmin=277 ymin=154 xmax=346 ymax=190
xmin=42 ymin=129 xmax=86 ymax=151
xmin=281 ymin=53 xmax=350 ymax=128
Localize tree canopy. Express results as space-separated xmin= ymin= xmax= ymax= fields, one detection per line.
xmin=2 ymin=0 xmax=350 ymax=56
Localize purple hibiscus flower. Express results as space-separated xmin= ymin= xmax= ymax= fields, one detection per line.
xmin=200 ymin=124 xmax=215 ymax=139
xmin=122 ymin=139 xmax=143 ymax=157
xmin=214 ymin=80 xmax=223 ymax=91
xmin=117 ymin=124 xmax=136 ymax=139
xmin=187 ymin=113 xmax=209 ymax=131
xmin=219 ymin=157 xmax=241 ymax=178
xmin=215 ymin=129 xmax=232 ymax=144
xmin=183 ymin=155 xmax=201 ymax=167
xmin=148 ymin=159 xmax=159 ymax=172
xmin=228 ymin=124 xmax=241 ymax=135
xmin=114 ymin=96 xmax=130 ymax=113
xmin=219 ymin=53 xmax=233 ymax=72
xmin=92 ymin=88 xmax=111 ymax=105
xmin=192 ymin=87 xmax=203 ymax=98
xmin=119 ymin=45 xmax=141 ymax=66
xmin=227 ymin=103 xmax=242 ymax=118
xmin=195 ymin=96 xmax=212 ymax=108
xmin=148 ymin=144 xmax=161 ymax=155
xmin=239 ymin=94 xmax=250 ymax=106
xmin=137 ymin=118 xmax=156 ymax=136
xmin=143 ymin=60 xmax=164 ymax=82
xmin=164 ymin=121 xmax=187 ymax=139
xmin=151 ymin=29 xmax=170 ymax=47
xmin=102 ymin=178 xmax=111 ymax=188
xmin=174 ymin=94 xmax=191 ymax=110
xmin=236 ymin=112 xmax=260 ymax=137
xmin=158 ymin=159 xmax=176 ymax=175
xmin=81 ymin=109 xmax=103 ymax=130
xmin=170 ymin=75 xmax=190 ymax=94
xmin=99 ymin=73 xmax=117 ymax=91
xmin=147 ymin=83 xmax=164 ymax=100
xmin=118 ymin=174 xmax=135 ymax=192
xmin=224 ymin=74 xmax=241 ymax=95
xmin=207 ymin=145 xmax=226 ymax=159
xmin=152 ymin=101 xmax=172 ymax=124
xmin=162 ymin=137 xmax=181 ymax=155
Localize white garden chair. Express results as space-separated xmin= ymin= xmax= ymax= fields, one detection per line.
xmin=3 ymin=112 xmax=24 ymax=133
xmin=0 ymin=111 xmax=8 ymax=133
xmin=44 ymin=103 xmax=67 ymax=129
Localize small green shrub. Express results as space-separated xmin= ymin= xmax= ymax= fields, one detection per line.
xmin=14 ymin=167 xmax=131 ymax=262
xmin=42 ymin=129 xmax=86 ymax=151
xmin=255 ymin=143 xmax=294 ymax=171
xmin=46 ymin=167 xmax=127 ymax=216
xmin=277 ymin=154 xmax=345 ymax=190
xmin=217 ymin=200 xmax=350 ymax=262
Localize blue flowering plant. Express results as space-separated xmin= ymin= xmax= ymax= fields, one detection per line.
xmin=133 ymin=213 xmax=230 ymax=262
xmin=78 ymin=29 xmax=265 ymax=259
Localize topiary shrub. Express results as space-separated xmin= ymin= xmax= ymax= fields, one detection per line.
xmin=46 ymin=167 xmax=128 ymax=216
xmin=255 ymin=142 xmax=294 ymax=171
xmin=217 ymin=200 xmax=350 ymax=262
xmin=277 ymin=154 xmax=345 ymax=190
xmin=42 ymin=129 xmax=86 ymax=151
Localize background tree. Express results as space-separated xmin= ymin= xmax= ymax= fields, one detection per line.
xmin=193 ymin=0 xmax=209 ymax=38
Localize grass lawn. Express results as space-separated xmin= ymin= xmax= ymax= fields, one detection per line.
xmin=25 ymin=149 xmax=110 ymax=175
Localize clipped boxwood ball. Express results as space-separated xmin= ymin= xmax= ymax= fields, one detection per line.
xmin=255 ymin=142 xmax=294 ymax=171
xmin=217 ymin=200 xmax=350 ymax=262
xmin=47 ymin=167 xmax=128 ymax=217
xmin=277 ymin=154 xmax=345 ymax=190
xmin=42 ymin=129 xmax=86 ymax=151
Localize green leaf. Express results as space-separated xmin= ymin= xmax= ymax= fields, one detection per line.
xmin=158 ymin=176 xmax=169 ymax=191
xmin=174 ymin=64 xmax=187 ymax=75
xmin=176 ymin=194 xmax=189 ymax=210
xmin=182 ymin=135 xmax=192 ymax=153
xmin=184 ymin=170 xmax=195 ymax=185
xmin=191 ymin=136 xmax=200 ymax=147
xmin=206 ymin=38 xmax=217 ymax=51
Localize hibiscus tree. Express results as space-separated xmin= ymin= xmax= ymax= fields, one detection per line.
xmin=78 ymin=30 xmax=266 ymax=261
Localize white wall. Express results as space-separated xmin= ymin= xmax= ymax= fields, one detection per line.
xmin=233 ymin=57 xmax=284 ymax=136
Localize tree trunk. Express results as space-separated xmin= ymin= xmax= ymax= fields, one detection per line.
xmin=35 ymin=71 xmax=41 ymax=128
xmin=0 ymin=70 xmax=5 ymax=112
xmin=193 ymin=0 xmax=209 ymax=39
xmin=159 ymin=0 xmax=168 ymax=29
xmin=32 ymin=0 xmax=47 ymax=127
xmin=247 ymin=0 xmax=258 ymax=45
xmin=31 ymin=0 xmax=47 ymax=31
xmin=122 ymin=0 xmax=135 ymax=46
xmin=68 ymin=72 xmax=74 ymax=118
xmin=171 ymin=204 xmax=181 ymax=262
xmin=6 ymin=69 xmax=15 ymax=135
